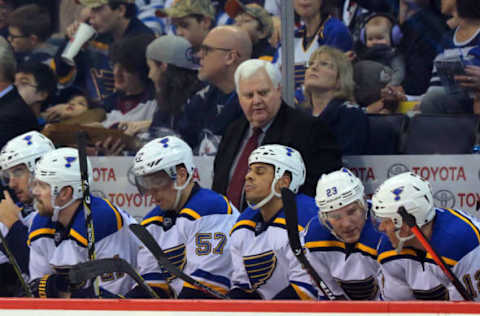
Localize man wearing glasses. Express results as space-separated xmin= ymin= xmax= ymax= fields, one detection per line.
xmin=303 ymin=168 xmax=383 ymax=300
xmin=0 ymin=131 xmax=54 ymax=296
xmin=178 ymin=25 xmax=252 ymax=151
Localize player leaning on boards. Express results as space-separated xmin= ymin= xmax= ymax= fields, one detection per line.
xmin=228 ymin=145 xmax=317 ymax=299
xmin=303 ymin=168 xmax=383 ymax=300
xmin=0 ymin=131 xmax=54 ymax=296
xmin=127 ymin=136 xmax=239 ymax=299
xmin=28 ymin=148 xmax=138 ymax=298
xmin=372 ymin=172 xmax=480 ymax=301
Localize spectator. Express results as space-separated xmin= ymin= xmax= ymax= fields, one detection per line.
xmin=273 ymin=0 xmax=353 ymax=93
xmin=397 ymin=0 xmax=449 ymax=95
xmin=15 ymin=61 xmax=57 ymax=127
xmin=101 ymin=34 xmax=156 ymax=128
xmin=6 ymin=4 xmax=56 ymax=64
xmin=225 ymin=0 xmax=276 ymax=61
xmin=61 ymin=0 xmax=153 ymax=103
xmin=178 ymin=25 xmax=252 ymax=151
xmin=41 ymin=92 xmax=105 ymax=125
xmin=303 ymin=46 xmax=368 ymax=155
xmin=0 ymin=0 xmax=15 ymax=39
xmin=213 ymin=59 xmax=342 ymax=210
xmin=354 ymin=13 xmax=406 ymax=113
xmin=420 ymin=0 xmax=480 ymax=114
xmin=156 ymin=0 xmax=216 ymax=48
xmin=0 ymin=37 xmax=39 ymax=149
xmin=118 ymin=35 xmax=204 ymax=137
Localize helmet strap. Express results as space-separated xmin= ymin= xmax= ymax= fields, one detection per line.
xmin=172 ymin=171 xmax=193 ymax=211
xmin=249 ymin=177 xmax=282 ymax=210
xmin=51 ymin=194 xmax=76 ymax=222
xmin=394 ymin=228 xmax=415 ymax=253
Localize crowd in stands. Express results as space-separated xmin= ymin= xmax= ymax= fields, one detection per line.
xmin=1 ymin=0 xmax=480 ymax=301
xmin=0 ymin=0 xmax=479 ymax=156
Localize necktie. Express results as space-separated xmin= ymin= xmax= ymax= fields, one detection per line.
xmin=227 ymin=128 xmax=262 ymax=209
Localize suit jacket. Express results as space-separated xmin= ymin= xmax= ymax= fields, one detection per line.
xmin=213 ymin=102 xmax=342 ymax=198
xmin=0 ymin=86 xmax=39 ymax=149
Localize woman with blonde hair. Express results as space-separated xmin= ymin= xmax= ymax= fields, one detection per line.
xmin=303 ymin=45 xmax=369 ymax=155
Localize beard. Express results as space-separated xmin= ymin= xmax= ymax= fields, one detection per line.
xmin=34 ymin=198 xmax=51 ymax=216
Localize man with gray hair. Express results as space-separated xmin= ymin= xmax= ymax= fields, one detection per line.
xmin=213 ymin=59 xmax=342 ymax=210
xmin=0 ymin=37 xmax=38 ymax=149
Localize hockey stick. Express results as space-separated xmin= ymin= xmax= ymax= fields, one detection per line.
xmin=129 ymin=223 xmax=230 ymax=299
xmin=281 ymin=188 xmax=338 ymax=300
xmin=397 ymin=207 xmax=473 ymax=301
xmin=76 ymin=131 xmax=100 ymax=297
xmin=0 ymin=189 xmax=32 ymax=297
xmin=68 ymin=257 xmax=160 ymax=298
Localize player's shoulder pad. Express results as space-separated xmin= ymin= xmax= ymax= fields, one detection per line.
xmin=429 ymin=208 xmax=480 ymax=266
xmin=295 ymin=193 xmax=319 ymax=227
xmin=178 ymin=188 xmax=233 ymax=221
xmin=272 ymin=193 xmax=317 ymax=231
xmin=304 ymin=216 xmax=333 ymax=242
xmin=140 ymin=206 xmax=164 ymax=227
xmin=70 ymin=196 xmax=125 ymax=247
xmin=28 ymin=213 xmax=55 ymax=246
xmin=230 ymin=207 xmax=259 ymax=235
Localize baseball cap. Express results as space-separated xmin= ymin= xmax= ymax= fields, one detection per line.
xmin=146 ymin=35 xmax=198 ymax=70
xmin=225 ymin=0 xmax=273 ymax=38
xmin=79 ymin=0 xmax=135 ymax=9
xmin=354 ymin=60 xmax=393 ymax=107
xmin=156 ymin=0 xmax=216 ymax=20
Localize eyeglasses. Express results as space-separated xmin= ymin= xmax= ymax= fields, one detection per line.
xmin=197 ymin=44 xmax=233 ymax=56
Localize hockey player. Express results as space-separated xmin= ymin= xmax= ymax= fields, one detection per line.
xmin=228 ymin=144 xmax=317 ymax=300
xmin=372 ymin=172 xmax=480 ymax=301
xmin=303 ymin=168 xmax=383 ymax=300
xmin=127 ymin=136 xmax=239 ymax=298
xmin=28 ymin=147 xmax=138 ymax=298
xmin=0 ymin=131 xmax=54 ymax=296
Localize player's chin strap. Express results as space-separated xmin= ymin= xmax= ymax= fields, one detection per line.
xmin=394 ymin=228 xmax=415 ymax=253
xmin=248 ymin=178 xmax=282 ymax=210
xmin=172 ymin=172 xmax=194 ymax=211
xmin=51 ymin=195 xmax=78 ymax=222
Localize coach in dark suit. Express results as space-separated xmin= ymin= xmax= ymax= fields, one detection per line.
xmin=213 ymin=59 xmax=342 ymax=209
xmin=0 ymin=37 xmax=38 ymax=149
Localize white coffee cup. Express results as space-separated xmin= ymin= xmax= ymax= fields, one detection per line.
xmin=61 ymin=23 xmax=96 ymax=65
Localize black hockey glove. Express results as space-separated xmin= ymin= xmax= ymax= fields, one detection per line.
xmin=29 ymin=273 xmax=70 ymax=298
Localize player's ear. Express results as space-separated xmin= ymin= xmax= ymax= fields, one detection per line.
xmin=59 ymin=186 xmax=74 ymax=201
xmin=175 ymin=165 xmax=189 ymax=185
xmin=276 ymin=172 xmax=291 ymax=190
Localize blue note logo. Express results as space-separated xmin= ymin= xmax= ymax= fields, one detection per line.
xmin=65 ymin=157 xmax=76 ymax=168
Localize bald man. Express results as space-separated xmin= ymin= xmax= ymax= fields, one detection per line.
xmin=177 ymin=26 xmax=252 ymax=150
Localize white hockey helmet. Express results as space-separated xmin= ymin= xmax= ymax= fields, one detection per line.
xmin=0 ymin=131 xmax=55 ymax=173
xmin=247 ymin=144 xmax=306 ymax=209
xmin=316 ymin=168 xmax=365 ymax=214
xmin=133 ymin=136 xmax=195 ymax=209
xmin=371 ymin=172 xmax=435 ymax=251
xmin=315 ymin=168 xmax=366 ymax=241
xmin=34 ymin=147 xmax=93 ymax=220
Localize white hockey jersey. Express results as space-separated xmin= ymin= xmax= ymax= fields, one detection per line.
xmin=137 ymin=185 xmax=239 ymax=297
xmin=378 ymin=208 xmax=480 ymax=301
xmin=229 ymin=194 xmax=318 ymax=300
xmin=303 ymin=212 xmax=383 ymax=300
xmin=28 ymin=196 xmax=138 ymax=296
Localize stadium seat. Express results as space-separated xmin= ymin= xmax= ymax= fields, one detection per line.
xmin=402 ymin=114 xmax=480 ymax=154
xmin=366 ymin=114 xmax=409 ymax=155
